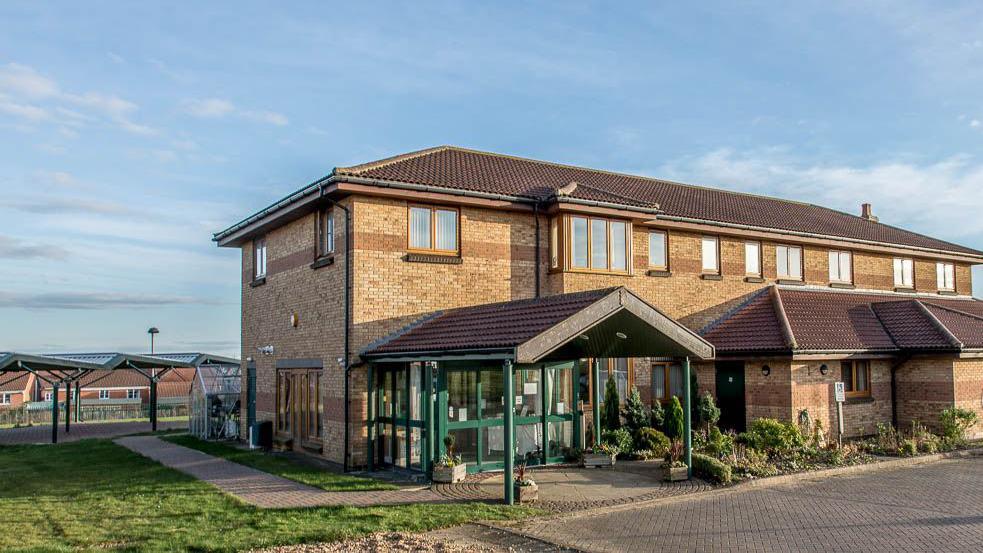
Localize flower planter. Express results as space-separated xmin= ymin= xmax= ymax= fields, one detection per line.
xmin=582 ymin=453 xmax=617 ymax=468
xmin=432 ymin=463 xmax=467 ymax=483
xmin=665 ymin=465 xmax=689 ymax=482
xmin=514 ymin=482 xmax=539 ymax=503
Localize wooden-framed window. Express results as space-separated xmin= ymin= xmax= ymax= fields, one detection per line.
xmin=936 ymin=262 xmax=955 ymax=291
xmin=745 ymin=241 xmax=761 ymax=277
xmin=98 ymin=390 xmax=110 ymax=400
xmin=317 ymin=208 xmax=335 ymax=257
xmin=701 ymin=235 xmax=720 ymax=274
xmin=776 ymin=244 xmax=802 ymax=280
xmin=253 ymin=236 xmax=267 ymax=279
xmin=582 ymin=358 xmax=634 ymax=406
xmin=549 ymin=217 xmax=560 ymax=269
xmin=408 ymin=205 xmax=459 ymax=255
xmin=566 ymin=215 xmax=631 ymax=274
xmin=651 ymin=362 xmax=685 ymax=402
xmin=828 ymin=250 xmax=853 ymax=284
xmin=841 ymin=360 xmax=871 ymax=398
xmin=893 ymin=258 xmax=914 ymax=288
xmin=649 ymin=230 xmax=668 ymax=270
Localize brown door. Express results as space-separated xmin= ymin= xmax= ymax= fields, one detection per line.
xmin=276 ymin=370 xmax=323 ymax=450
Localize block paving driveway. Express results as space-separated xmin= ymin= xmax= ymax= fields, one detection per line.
xmin=505 ymin=456 xmax=983 ymax=552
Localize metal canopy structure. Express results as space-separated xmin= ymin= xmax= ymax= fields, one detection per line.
xmin=0 ymin=351 xmax=237 ymax=443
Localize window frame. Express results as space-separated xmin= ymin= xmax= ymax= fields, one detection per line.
xmin=828 ymin=250 xmax=853 ymax=284
xmin=0 ymin=393 xmax=10 ymax=405
xmin=317 ymin=207 xmax=335 ymax=257
xmin=563 ymin=215 xmax=632 ymax=275
xmin=407 ymin=204 xmax=460 ymax=256
xmin=127 ymin=389 xmax=140 ymax=400
xmin=936 ymin=262 xmax=955 ymax=291
xmin=649 ymin=230 xmax=669 ymax=270
xmin=253 ymin=236 xmax=268 ymax=280
xmin=893 ymin=258 xmax=914 ymax=289
xmin=583 ymin=358 xmax=634 ymax=407
xmin=98 ymin=389 xmax=111 ymax=400
xmin=841 ymin=360 xmax=872 ymax=399
xmin=744 ymin=241 xmax=762 ymax=277
xmin=650 ymin=362 xmax=686 ymax=403
xmin=549 ymin=217 xmax=561 ymax=269
xmin=701 ymin=235 xmax=720 ymax=275
xmin=44 ymin=392 xmax=52 ymax=402
xmin=776 ymin=244 xmax=803 ymax=281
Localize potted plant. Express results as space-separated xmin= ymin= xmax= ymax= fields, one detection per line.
xmin=662 ymin=439 xmax=689 ymax=482
xmin=432 ymin=435 xmax=466 ymax=483
xmin=582 ymin=442 xmax=619 ymax=468
xmin=513 ymin=455 xmax=538 ymax=503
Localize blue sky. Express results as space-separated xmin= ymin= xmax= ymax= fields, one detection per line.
xmin=2 ymin=1 xmax=983 ymax=358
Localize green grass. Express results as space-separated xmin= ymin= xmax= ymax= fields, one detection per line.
xmin=162 ymin=434 xmax=397 ymax=492
xmin=0 ymin=439 xmax=538 ymax=552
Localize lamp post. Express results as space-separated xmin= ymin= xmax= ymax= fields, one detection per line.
xmin=147 ymin=327 xmax=159 ymax=354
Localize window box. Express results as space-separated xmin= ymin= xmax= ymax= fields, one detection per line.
xmin=432 ymin=463 xmax=467 ymax=483
xmin=582 ymin=452 xmax=616 ymax=468
xmin=310 ymin=255 xmax=335 ymax=270
xmin=404 ymin=253 xmax=463 ymax=264
xmin=647 ymin=269 xmax=672 ymax=278
xmin=665 ymin=465 xmax=689 ymax=482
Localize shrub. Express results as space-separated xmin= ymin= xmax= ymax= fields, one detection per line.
xmin=602 ymin=377 xmax=621 ymax=431
xmin=898 ymin=438 xmax=918 ymax=457
xmin=650 ymin=400 xmax=665 ymax=429
xmin=602 ymin=428 xmax=633 ymax=456
xmin=729 ymin=443 xmax=777 ymax=478
xmin=635 ymin=427 xmax=671 ymax=458
xmin=697 ymin=393 xmax=721 ymax=432
xmin=623 ymin=387 xmax=649 ymax=434
xmin=704 ymin=426 xmax=734 ymax=458
xmin=940 ymin=407 xmax=978 ymax=444
xmin=664 ymin=396 xmax=685 ymax=440
xmin=692 ymin=452 xmax=732 ymax=484
xmin=739 ymin=418 xmax=804 ymax=456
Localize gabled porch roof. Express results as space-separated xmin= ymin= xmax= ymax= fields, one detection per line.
xmin=360 ymin=287 xmax=714 ymax=363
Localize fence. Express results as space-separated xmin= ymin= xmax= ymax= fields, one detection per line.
xmin=0 ymin=403 xmax=189 ymax=427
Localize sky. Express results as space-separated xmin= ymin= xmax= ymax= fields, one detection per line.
xmin=2 ymin=1 xmax=983 ymax=358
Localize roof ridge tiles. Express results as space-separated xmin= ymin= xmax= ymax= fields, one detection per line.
xmin=923 ymin=301 xmax=983 ymax=323
xmin=770 ymin=286 xmax=799 ymax=350
xmin=915 ymin=301 xmax=965 ymax=349
xmin=335 ymin=145 xmax=453 ymax=175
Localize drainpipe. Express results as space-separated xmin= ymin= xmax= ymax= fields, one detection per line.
xmin=319 ymin=184 xmax=353 ymax=472
xmin=533 ymin=203 xmax=541 ymax=298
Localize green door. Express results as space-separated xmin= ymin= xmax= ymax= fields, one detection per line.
xmin=715 ymin=361 xmax=746 ymax=432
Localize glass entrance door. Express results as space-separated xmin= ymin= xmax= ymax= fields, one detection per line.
xmin=373 ymin=363 xmax=428 ymax=472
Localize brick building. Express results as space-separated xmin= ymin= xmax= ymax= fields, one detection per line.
xmin=216 ymin=146 xmax=983 ymax=477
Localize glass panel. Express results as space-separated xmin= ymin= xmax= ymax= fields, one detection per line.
xmin=480 ymin=369 xmax=504 ymax=420
xmin=652 ymin=364 xmax=666 ymax=401
xmin=745 ymin=242 xmax=760 ymax=275
xmin=668 ymin=364 xmax=684 ymax=399
xmin=409 ymin=365 xmax=421 ymax=420
xmin=829 ymin=251 xmax=839 ymax=281
xmin=856 ymin=362 xmax=869 ymax=392
xmin=395 ymin=425 xmax=407 ymax=468
xmin=590 ymin=219 xmax=608 ymax=269
xmin=701 ymin=237 xmax=718 ymax=272
xmin=514 ymin=369 xmax=542 ymax=417
xmin=323 ymin=211 xmax=334 ymax=254
xmin=840 ymin=253 xmax=851 ymax=283
xmin=578 ymin=364 xmax=591 ymax=405
xmin=409 ymin=207 xmax=432 ymax=250
xmin=316 ymin=373 xmax=322 ymax=437
xmin=550 ymin=218 xmax=559 ymax=268
xmin=410 ymin=427 xmax=422 ymax=469
xmin=447 ymin=371 xmax=477 ymax=423
xmin=777 ymin=246 xmax=789 ymax=278
xmin=945 ymin=264 xmax=955 ymax=289
xmin=596 ymin=358 xmax=609 ymax=402
xmin=448 ymin=427 xmax=477 ymax=464
xmin=841 ymin=362 xmax=854 ymax=392
xmin=482 ymin=426 xmax=505 ymax=465
xmin=903 ymin=259 xmax=914 ymax=287
xmin=893 ymin=258 xmax=903 ymax=286
xmin=380 ymin=422 xmax=394 ymax=464
xmin=435 ymin=209 xmax=457 ymax=251
xmin=393 ymin=367 xmax=407 ymax=419
xmin=650 ymin=231 xmax=667 ymax=268
xmin=571 ymin=217 xmax=588 ymax=268
xmin=612 ymin=358 xmax=629 ymax=399
xmin=515 ymin=422 xmax=543 ymax=459
xmin=610 ymin=221 xmax=627 ymax=271
xmin=547 ymin=421 xmax=573 ymax=459
xmin=381 ymin=370 xmax=393 ymax=418
xmin=548 ymin=367 xmax=573 ymax=416
xmin=789 ymin=247 xmax=802 ymax=279
xmin=308 ymin=374 xmax=317 ymax=438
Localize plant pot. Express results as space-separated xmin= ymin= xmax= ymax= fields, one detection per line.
xmin=514 ymin=482 xmax=539 ymax=503
xmin=432 ymin=463 xmax=467 ymax=483
xmin=582 ymin=453 xmax=616 ymax=468
xmin=665 ymin=465 xmax=689 ymax=482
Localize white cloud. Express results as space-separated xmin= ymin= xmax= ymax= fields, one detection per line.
xmin=971 ymin=119 xmax=981 ymax=128
xmin=182 ymin=97 xmax=288 ymax=126
xmin=0 ymin=96 xmax=49 ymax=121
xmin=241 ymin=110 xmax=289 ymax=126
xmin=0 ymin=63 xmax=59 ymax=98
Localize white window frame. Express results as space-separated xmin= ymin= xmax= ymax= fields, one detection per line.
xmin=98 ymin=389 xmax=111 ymax=400
xmin=0 ymin=393 xmax=10 ymax=405
xmin=319 ymin=209 xmax=335 ymax=256
xmin=828 ymin=250 xmax=853 ymax=284
xmin=44 ymin=392 xmax=52 ymax=402
xmin=937 ymin=262 xmax=955 ymax=291
xmin=127 ymin=389 xmax=140 ymax=400
xmin=893 ymin=258 xmax=914 ymax=288
xmin=649 ymin=230 xmax=668 ymax=270
xmin=254 ymin=236 xmax=267 ymax=279
xmin=776 ymin=245 xmax=803 ymax=280
xmin=745 ymin=241 xmax=761 ymax=277
xmin=701 ymin=236 xmax=720 ymax=274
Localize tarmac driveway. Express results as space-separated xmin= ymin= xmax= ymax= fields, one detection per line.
xmin=507 ymin=456 xmax=983 ymax=552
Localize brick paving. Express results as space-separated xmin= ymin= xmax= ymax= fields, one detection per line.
xmin=115 ymin=435 xmax=453 ymax=508
xmin=504 ymin=456 xmax=983 ymax=552
xmin=0 ymin=420 xmax=184 ymax=445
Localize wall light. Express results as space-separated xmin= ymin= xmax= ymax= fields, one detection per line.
xmin=761 ymin=364 xmax=771 ymax=377
xmin=819 ymin=364 xmax=829 ymax=376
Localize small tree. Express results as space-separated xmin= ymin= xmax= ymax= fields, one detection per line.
xmin=602 ymin=377 xmax=621 ymax=431
xmin=623 ymin=386 xmax=649 ymax=434
xmin=650 ymin=399 xmax=665 ymax=429
xmin=664 ymin=396 xmax=685 ymax=440
xmin=697 ymin=392 xmax=721 ymax=433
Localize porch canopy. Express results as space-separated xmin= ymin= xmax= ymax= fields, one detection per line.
xmin=361 ymin=287 xmax=714 ymax=504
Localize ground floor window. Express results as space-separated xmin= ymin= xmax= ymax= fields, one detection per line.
xmin=841 ymin=360 xmax=871 ymax=398
xmin=652 ymin=362 xmax=685 ymax=402
xmin=276 ymin=368 xmax=323 ymax=443
xmin=98 ymin=390 xmax=110 ymax=400
xmin=0 ymin=393 xmax=11 ymax=404
xmin=127 ymin=389 xmax=140 ymax=400
xmin=594 ymin=358 xmax=633 ymax=403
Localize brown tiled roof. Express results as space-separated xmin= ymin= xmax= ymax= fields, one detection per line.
xmin=0 ymin=373 xmax=32 ymax=393
xmin=364 ymin=288 xmax=619 ymax=355
xmin=336 ymin=146 xmax=983 ymax=256
xmin=702 ymin=286 xmax=983 ymax=354
xmin=40 ymin=368 xmax=196 ymax=390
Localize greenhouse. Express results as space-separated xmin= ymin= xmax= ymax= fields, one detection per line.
xmin=189 ymin=363 xmax=242 ymax=440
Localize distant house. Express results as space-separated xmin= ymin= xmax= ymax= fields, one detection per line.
xmin=0 ymin=373 xmax=34 ymax=410
xmin=37 ymin=368 xmax=196 ymax=408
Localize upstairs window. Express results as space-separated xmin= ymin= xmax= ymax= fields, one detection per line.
xmin=828 ymin=251 xmax=852 ymax=283
xmin=701 ymin=236 xmax=719 ymax=274
xmin=253 ymin=236 xmax=267 ymax=279
xmin=936 ymin=262 xmax=955 ymax=291
xmin=776 ymin=245 xmax=802 ymax=280
xmin=568 ymin=216 xmax=630 ymax=273
xmin=550 ymin=218 xmax=560 ymax=269
xmin=408 ymin=205 xmax=459 ymax=255
xmin=649 ymin=231 xmax=668 ymax=270
xmin=893 ymin=258 xmax=914 ymax=288
xmin=745 ymin=241 xmax=761 ymax=276
xmin=318 ymin=208 xmax=335 ymax=256
xmin=842 ymin=360 xmax=871 ymax=398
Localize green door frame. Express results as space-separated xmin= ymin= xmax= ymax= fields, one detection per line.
xmin=367 ymin=363 xmax=427 ymax=473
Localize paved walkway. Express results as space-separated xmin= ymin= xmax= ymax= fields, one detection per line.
xmin=503 ymin=456 xmax=983 ymax=552
xmin=115 ymin=435 xmax=451 ymax=508
xmin=0 ymin=420 xmax=184 ymax=445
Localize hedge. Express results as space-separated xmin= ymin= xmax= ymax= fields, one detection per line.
xmin=691 ymin=452 xmax=732 ymax=484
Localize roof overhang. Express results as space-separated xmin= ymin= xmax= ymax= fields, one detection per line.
xmin=0 ymin=352 xmax=105 ymax=373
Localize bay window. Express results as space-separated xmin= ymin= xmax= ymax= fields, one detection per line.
xmin=776 ymin=245 xmax=802 ymax=280
xmin=566 ymin=215 xmax=631 ymax=273
xmin=936 ymin=262 xmax=955 ymax=291
xmin=408 ymin=205 xmax=459 ymax=254
xmin=828 ymin=250 xmax=852 ymax=283
xmin=893 ymin=258 xmax=914 ymax=288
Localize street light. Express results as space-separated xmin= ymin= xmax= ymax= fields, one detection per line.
xmin=147 ymin=327 xmax=160 ymax=354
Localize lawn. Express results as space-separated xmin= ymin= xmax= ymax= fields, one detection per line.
xmin=0 ymin=439 xmax=537 ymax=552
xmin=162 ymin=434 xmax=397 ymax=492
